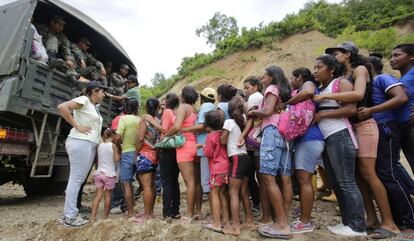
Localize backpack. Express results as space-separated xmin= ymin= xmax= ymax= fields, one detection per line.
xmin=277 ymin=90 xmax=315 ymax=141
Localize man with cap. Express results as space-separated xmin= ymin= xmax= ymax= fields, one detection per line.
xmin=110 ymin=64 xmax=130 ymax=95
xmin=71 ymin=37 xmax=107 ymax=85
xmin=107 ymin=74 xmax=141 ymax=106
xmin=37 ymin=15 xmax=82 ymax=86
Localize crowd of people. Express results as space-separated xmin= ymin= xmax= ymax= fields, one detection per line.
xmin=56 ymin=38 xmax=414 ymax=239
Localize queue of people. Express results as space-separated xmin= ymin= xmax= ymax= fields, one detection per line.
xmin=56 ymin=41 xmax=414 ymax=239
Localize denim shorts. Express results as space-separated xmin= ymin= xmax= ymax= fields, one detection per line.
xmin=120 ymin=151 xmax=136 ymax=182
xmin=294 ymin=140 xmax=324 ymax=173
xmin=259 ymin=125 xmax=293 ymax=176
xmin=136 ymin=154 xmax=156 ymax=174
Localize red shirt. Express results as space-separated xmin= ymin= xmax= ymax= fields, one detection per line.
xmin=111 ymin=113 xmax=125 ymax=131
xmin=203 ymin=131 xmax=229 ymax=175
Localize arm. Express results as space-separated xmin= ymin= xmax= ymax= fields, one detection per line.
xmin=106 ymin=93 xmax=127 ymax=102
xmin=111 ymin=73 xmax=126 ymax=87
xmin=112 ymin=144 xmax=121 ymax=162
xmin=220 ymin=129 xmax=229 ymax=145
xmin=57 ymin=100 xmax=91 ymax=133
xmin=181 ymin=123 xmax=204 ymax=133
xmin=314 ymin=79 xmax=357 ymax=122
xmin=248 ymin=94 xmax=277 ymax=118
xmin=315 ymin=66 xmax=368 ymax=103
xmin=135 ymin=120 xmax=147 ymax=153
xmin=287 ymin=82 xmax=316 ymax=105
xmin=143 ymin=114 xmax=166 ymax=133
xmin=164 ymin=105 xmax=186 ymax=137
xmin=203 ymin=135 xmax=214 ymax=158
xmin=358 ymin=85 xmax=408 ymax=119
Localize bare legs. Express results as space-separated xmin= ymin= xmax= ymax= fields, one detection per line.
xmin=296 ymin=170 xmax=315 ymax=224
xmin=91 ymin=187 xmax=112 ymax=222
xmin=137 ymin=172 xmax=155 ymax=220
xmin=178 ymin=161 xmax=196 ymax=218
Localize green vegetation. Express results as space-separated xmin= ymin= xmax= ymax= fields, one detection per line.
xmin=142 ymin=0 xmax=414 ymax=102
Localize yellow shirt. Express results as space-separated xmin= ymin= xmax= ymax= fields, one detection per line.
xmin=116 ymin=115 xmax=140 ymax=153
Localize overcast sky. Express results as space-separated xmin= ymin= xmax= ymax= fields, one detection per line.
xmin=61 ymin=0 xmax=341 ymax=85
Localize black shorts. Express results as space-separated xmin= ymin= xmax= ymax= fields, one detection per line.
xmin=229 ymin=154 xmax=253 ymax=179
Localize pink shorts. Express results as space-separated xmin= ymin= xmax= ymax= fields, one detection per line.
xmin=354 ymin=118 xmax=379 ymax=158
xmin=176 ymin=144 xmax=197 ymax=163
xmin=94 ymin=173 xmax=116 ymax=189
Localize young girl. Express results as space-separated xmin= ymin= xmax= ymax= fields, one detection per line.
xmin=132 ymin=97 xmax=161 ymax=223
xmin=217 ymin=84 xmax=238 ymax=121
xmin=91 ymin=128 xmax=121 ymax=222
xmin=247 ymin=66 xmax=292 ymax=238
xmin=220 ymin=95 xmax=254 ymax=235
xmin=313 ymin=54 xmax=366 ymax=236
xmin=287 ymin=67 xmax=324 ymax=233
xmin=202 ymin=110 xmax=230 ymax=233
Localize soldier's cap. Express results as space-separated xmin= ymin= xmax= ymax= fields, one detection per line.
xmin=200 ymin=87 xmax=217 ymax=101
xmin=120 ymin=64 xmax=130 ymax=70
xmin=86 ymin=81 xmax=107 ymax=92
xmin=126 ymin=74 xmax=139 ymax=86
xmin=51 ymin=15 xmax=66 ymax=25
xmin=325 ymin=41 xmax=359 ymax=55
xmin=78 ymin=37 xmax=91 ymax=46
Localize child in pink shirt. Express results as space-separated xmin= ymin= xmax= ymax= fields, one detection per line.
xmin=201 ymin=110 xmax=231 ymax=233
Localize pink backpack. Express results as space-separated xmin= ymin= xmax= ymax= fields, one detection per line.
xmin=277 ymin=90 xmax=315 ymax=141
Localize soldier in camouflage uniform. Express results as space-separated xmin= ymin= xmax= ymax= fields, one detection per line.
xmin=110 ymin=64 xmax=129 ymax=95
xmin=36 ymin=15 xmax=81 ymax=86
xmin=71 ymin=37 xmax=107 ymax=86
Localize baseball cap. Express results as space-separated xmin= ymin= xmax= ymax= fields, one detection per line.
xmin=120 ymin=64 xmax=130 ymax=70
xmin=86 ymin=81 xmax=107 ymax=92
xmin=126 ymin=74 xmax=139 ymax=85
xmin=51 ymin=15 xmax=65 ymax=25
xmin=200 ymin=87 xmax=217 ymax=101
xmin=325 ymin=41 xmax=359 ymax=55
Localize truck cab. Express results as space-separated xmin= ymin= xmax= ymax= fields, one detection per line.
xmin=0 ymin=0 xmax=136 ymax=195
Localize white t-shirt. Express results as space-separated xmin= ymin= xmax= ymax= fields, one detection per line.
xmin=247 ymin=92 xmax=263 ymax=110
xmin=68 ymin=96 xmax=103 ymax=144
xmin=223 ymin=119 xmax=247 ymax=157
xmin=95 ymin=142 xmax=117 ymax=177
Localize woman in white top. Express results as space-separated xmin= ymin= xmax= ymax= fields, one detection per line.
xmin=57 ymin=81 xmax=106 ymax=227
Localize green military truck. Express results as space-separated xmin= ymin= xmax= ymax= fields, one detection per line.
xmin=0 ymin=0 xmax=136 ymax=195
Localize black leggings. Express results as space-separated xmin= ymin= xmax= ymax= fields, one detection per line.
xmin=158 ymin=148 xmax=180 ymax=217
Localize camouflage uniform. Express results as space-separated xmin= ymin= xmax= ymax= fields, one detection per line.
xmin=36 ymin=24 xmax=80 ymax=87
xmin=71 ymin=43 xmax=107 ymax=86
xmin=110 ymin=72 xmax=127 ymax=95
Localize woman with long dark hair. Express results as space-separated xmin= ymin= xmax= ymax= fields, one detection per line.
xmin=57 ymin=81 xmax=106 ymax=227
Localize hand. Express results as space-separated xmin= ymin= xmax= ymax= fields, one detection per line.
xmin=357 ymin=107 xmax=371 ymax=120
xmin=142 ymin=114 xmax=154 ymax=122
xmin=195 ymin=144 xmax=204 ymax=149
xmin=247 ymin=110 xmax=256 ymax=117
xmin=312 ymin=113 xmax=322 ymax=125
xmin=237 ymin=136 xmax=245 ymax=147
xmin=75 ymin=125 xmax=92 ymax=134
xmin=105 ymin=92 xmax=113 ymax=98
xmin=80 ymin=60 xmax=86 ymax=69
xmin=100 ymin=68 xmax=107 ymax=76
xmin=313 ymin=95 xmax=324 ymax=102
xmin=66 ymin=59 xmax=75 ymax=69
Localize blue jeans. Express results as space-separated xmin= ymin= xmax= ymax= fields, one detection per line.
xmin=120 ymin=151 xmax=136 ymax=183
xmin=323 ymin=129 xmax=365 ymax=232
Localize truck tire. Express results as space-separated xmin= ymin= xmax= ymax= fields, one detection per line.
xmin=23 ymin=179 xmax=67 ymax=196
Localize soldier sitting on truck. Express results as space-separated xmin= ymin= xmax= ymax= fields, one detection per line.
xmin=106 ymin=74 xmax=141 ymax=106
xmin=71 ymin=37 xmax=107 ymax=86
xmin=110 ymin=64 xmax=129 ymax=95
xmin=36 ymin=15 xmax=85 ymax=87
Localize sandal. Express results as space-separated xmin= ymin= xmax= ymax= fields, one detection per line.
xmin=369 ymin=228 xmax=398 ymax=239
xmin=203 ymin=223 xmax=223 ymax=233
xmin=130 ymin=215 xmax=146 ymax=223
xmin=258 ymin=225 xmax=291 ymax=239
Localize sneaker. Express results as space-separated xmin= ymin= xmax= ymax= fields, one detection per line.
xmin=329 ymin=225 xmax=367 ymax=237
xmin=327 ymin=223 xmax=345 ymax=232
xmin=291 ymin=220 xmax=315 ymax=234
xmin=110 ymin=207 xmax=123 ymax=214
xmin=57 ymin=214 xmax=65 ymax=224
xmin=64 ymin=214 xmax=89 ymax=227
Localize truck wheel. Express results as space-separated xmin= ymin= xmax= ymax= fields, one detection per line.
xmin=23 ymin=179 xmax=67 ymax=196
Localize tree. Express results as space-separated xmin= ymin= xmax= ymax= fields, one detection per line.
xmin=196 ymin=12 xmax=239 ymax=46
xmin=150 ymin=72 xmax=166 ymax=87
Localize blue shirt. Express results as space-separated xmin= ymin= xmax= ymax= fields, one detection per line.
xmin=196 ymin=102 xmax=216 ymax=156
xmin=217 ymin=102 xmax=230 ymax=120
xmin=372 ymin=74 xmax=402 ymax=123
xmin=395 ymin=67 xmax=414 ymax=124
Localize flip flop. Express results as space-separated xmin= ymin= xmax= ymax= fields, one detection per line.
xmin=258 ymin=225 xmax=291 ymax=239
xmin=203 ymin=223 xmax=223 ymax=234
xmin=369 ymin=228 xmax=398 ymax=239
xmin=400 ymin=229 xmax=414 ymax=241
xmin=130 ymin=215 xmax=146 ymax=223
